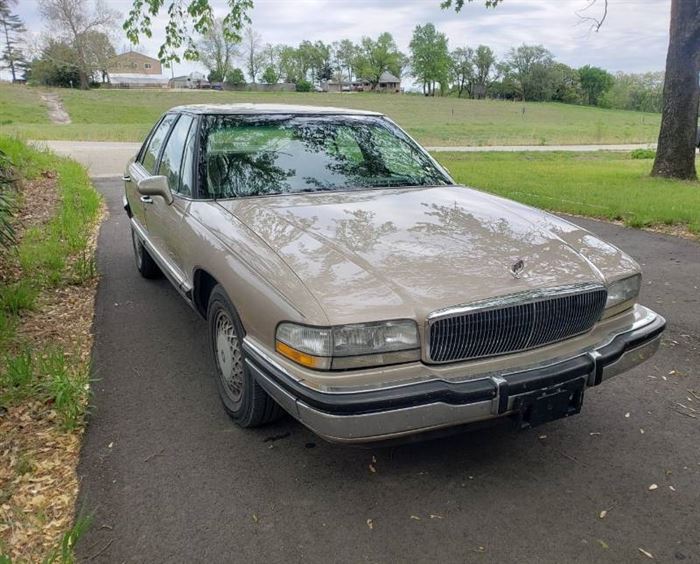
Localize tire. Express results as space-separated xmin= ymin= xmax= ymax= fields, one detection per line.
xmin=207 ymin=285 xmax=282 ymax=427
xmin=131 ymin=228 xmax=161 ymax=279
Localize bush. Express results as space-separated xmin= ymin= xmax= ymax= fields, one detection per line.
xmin=225 ymin=67 xmax=246 ymax=87
xmin=630 ymin=148 xmax=656 ymax=159
xmin=295 ymin=79 xmax=312 ymax=92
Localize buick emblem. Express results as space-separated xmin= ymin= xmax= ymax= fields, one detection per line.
xmin=510 ymin=259 xmax=525 ymax=279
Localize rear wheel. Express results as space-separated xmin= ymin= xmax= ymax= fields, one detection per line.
xmin=207 ymin=285 xmax=282 ymax=427
xmin=131 ymin=228 xmax=161 ymax=279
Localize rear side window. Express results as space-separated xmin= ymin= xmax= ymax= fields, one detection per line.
xmin=158 ymin=115 xmax=194 ymax=193
xmin=141 ymin=114 xmax=176 ymax=174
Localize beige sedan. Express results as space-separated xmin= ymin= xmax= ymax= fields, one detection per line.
xmin=123 ymin=104 xmax=665 ymax=443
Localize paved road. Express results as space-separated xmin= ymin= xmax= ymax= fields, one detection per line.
xmin=76 ymin=178 xmax=699 ymax=563
xmin=426 ymin=143 xmax=657 ymax=153
xmin=33 ymin=140 xmax=657 ymax=178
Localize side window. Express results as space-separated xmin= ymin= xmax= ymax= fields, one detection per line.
xmin=141 ymin=114 xmax=176 ymax=174
xmin=178 ymin=119 xmax=197 ymax=197
xmin=158 ymin=115 xmax=194 ymax=193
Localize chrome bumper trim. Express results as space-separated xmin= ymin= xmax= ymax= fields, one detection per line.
xmin=599 ymin=332 xmax=661 ymax=382
xmin=245 ymin=307 xmax=665 ymax=443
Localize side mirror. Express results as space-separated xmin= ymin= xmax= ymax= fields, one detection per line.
xmin=137 ymin=175 xmax=173 ymax=205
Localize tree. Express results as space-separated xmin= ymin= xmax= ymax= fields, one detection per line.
xmin=240 ymin=25 xmax=263 ymax=83
xmin=262 ymin=43 xmax=280 ymax=78
xmin=225 ymin=66 xmax=245 ymax=86
xmin=578 ymin=65 xmax=613 ymax=105
xmin=439 ymin=0 xmax=698 ymax=180
xmin=277 ymin=45 xmax=302 ymax=83
xmin=354 ymin=32 xmax=404 ymax=89
xmin=310 ymin=41 xmax=332 ymax=84
xmin=83 ymin=30 xmax=115 ymax=83
xmin=450 ymin=46 xmax=473 ymax=97
xmin=0 ymin=0 xmax=26 ymax=82
xmin=599 ymin=72 xmax=664 ymax=113
xmin=295 ymin=40 xmax=315 ymax=82
xmin=551 ymin=62 xmax=583 ymax=104
xmin=472 ymin=44 xmax=495 ymax=98
xmin=501 ymin=44 xmax=555 ymax=101
xmin=124 ymin=0 xmax=252 ymax=64
xmin=38 ymin=0 xmax=119 ymax=89
xmin=333 ymin=39 xmax=356 ymax=84
xmin=651 ymin=0 xmax=700 ymax=180
xmin=261 ymin=65 xmax=278 ymax=84
xmin=28 ymin=39 xmax=81 ymax=87
xmin=410 ymin=23 xmax=451 ymax=96
xmin=198 ymin=18 xmax=239 ymax=85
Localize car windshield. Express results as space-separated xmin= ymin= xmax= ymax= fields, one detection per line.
xmin=200 ymin=114 xmax=452 ymax=198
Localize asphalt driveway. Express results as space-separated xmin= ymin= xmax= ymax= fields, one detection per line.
xmin=76 ymin=178 xmax=699 ymax=563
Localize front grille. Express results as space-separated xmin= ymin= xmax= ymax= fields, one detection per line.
xmin=427 ymin=286 xmax=607 ymax=363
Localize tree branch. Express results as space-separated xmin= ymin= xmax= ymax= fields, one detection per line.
xmin=575 ymin=0 xmax=609 ymax=33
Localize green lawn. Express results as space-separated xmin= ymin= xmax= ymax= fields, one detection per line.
xmin=438 ymin=151 xmax=700 ymax=235
xmin=0 ymin=84 xmax=661 ymax=146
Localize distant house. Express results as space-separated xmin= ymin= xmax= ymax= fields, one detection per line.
xmin=169 ymin=71 xmax=209 ymax=89
xmin=326 ymin=71 xmax=401 ymax=93
xmin=107 ymin=51 xmax=168 ymax=88
xmin=376 ymin=71 xmax=401 ymax=93
xmin=108 ymin=51 xmax=162 ymax=75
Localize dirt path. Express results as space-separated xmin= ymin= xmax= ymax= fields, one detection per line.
xmin=40 ymin=93 xmax=71 ymax=124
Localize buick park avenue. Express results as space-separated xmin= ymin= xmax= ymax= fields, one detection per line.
xmin=123 ymin=104 xmax=665 ymax=443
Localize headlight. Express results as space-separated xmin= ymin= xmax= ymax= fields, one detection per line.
xmin=606 ymin=273 xmax=641 ymax=309
xmin=275 ymin=320 xmax=420 ymax=370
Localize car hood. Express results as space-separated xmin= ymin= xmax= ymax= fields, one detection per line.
xmin=216 ymin=185 xmax=638 ymax=324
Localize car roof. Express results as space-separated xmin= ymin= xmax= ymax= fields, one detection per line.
xmin=170 ymin=103 xmax=384 ymax=116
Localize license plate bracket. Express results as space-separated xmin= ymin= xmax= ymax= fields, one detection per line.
xmin=513 ymin=377 xmax=586 ymax=430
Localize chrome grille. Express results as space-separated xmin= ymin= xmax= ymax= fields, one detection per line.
xmin=427 ymin=285 xmax=607 ymax=364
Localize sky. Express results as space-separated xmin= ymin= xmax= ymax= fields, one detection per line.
xmin=11 ymin=0 xmax=671 ymax=82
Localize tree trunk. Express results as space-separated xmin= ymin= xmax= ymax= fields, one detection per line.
xmin=78 ymin=70 xmax=89 ymax=89
xmin=651 ymin=0 xmax=700 ymax=180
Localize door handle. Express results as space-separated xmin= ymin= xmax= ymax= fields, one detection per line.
xmin=122 ymin=175 xmax=131 ymax=182
xmin=140 ymin=195 xmax=153 ymax=204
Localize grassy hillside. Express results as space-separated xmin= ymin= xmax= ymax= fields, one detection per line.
xmin=0 ymin=85 xmax=51 ymax=126
xmin=0 ymin=84 xmax=661 ymax=146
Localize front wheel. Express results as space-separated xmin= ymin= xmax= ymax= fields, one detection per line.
xmin=207 ymin=285 xmax=282 ymax=427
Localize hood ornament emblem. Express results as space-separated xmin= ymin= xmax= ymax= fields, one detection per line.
xmin=510 ymin=259 xmax=525 ymax=279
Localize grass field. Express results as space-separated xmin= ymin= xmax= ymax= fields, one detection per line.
xmin=0 ymin=85 xmax=51 ymax=126
xmin=438 ymin=151 xmax=700 ymax=235
xmin=0 ymin=84 xmax=661 ymax=146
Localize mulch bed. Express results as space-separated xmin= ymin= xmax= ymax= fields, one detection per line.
xmin=0 ymin=173 xmax=104 ymax=561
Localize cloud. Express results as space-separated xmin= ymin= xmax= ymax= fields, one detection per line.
xmin=11 ymin=0 xmax=670 ymax=78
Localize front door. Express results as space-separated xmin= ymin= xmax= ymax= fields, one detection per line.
xmin=128 ymin=113 xmax=178 ymax=234
xmin=144 ymin=114 xmax=197 ymax=287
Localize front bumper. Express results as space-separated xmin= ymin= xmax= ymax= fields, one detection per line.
xmin=244 ymin=306 xmax=665 ymax=443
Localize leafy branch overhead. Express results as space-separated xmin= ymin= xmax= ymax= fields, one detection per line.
xmin=440 ymin=0 xmax=503 ymax=10
xmin=124 ymin=0 xmax=253 ymax=63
